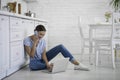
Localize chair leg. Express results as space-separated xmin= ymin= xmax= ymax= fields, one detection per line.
xmin=89 ymin=50 xmax=92 ymax=65
xmin=111 ymin=49 xmax=116 ymax=69
xmin=81 ymin=47 xmax=84 ymax=62
xmin=96 ymin=50 xmax=99 ymax=66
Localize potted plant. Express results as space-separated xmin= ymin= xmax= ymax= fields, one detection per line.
xmin=104 ymin=11 xmax=112 ymax=22
xmin=110 ymin=0 xmax=120 ymax=11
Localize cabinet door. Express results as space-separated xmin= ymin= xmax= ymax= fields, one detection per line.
xmin=10 ymin=41 xmax=24 ymax=68
xmin=0 ymin=15 xmax=9 ymax=79
xmin=23 ymin=20 xmax=34 ymax=37
xmin=10 ymin=17 xmax=24 ymax=42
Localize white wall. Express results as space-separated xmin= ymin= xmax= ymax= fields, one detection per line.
xmin=1 ymin=0 xmax=113 ymax=55
xmin=27 ymin=0 xmax=113 ymax=55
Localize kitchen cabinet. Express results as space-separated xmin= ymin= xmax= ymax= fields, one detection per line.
xmin=0 ymin=11 xmax=47 ymax=79
xmin=7 ymin=17 xmax=25 ymax=75
xmin=0 ymin=15 xmax=9 ymax=79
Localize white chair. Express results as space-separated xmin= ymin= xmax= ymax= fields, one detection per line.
xmin=112 ymin=12 xmax=120 ymax=66
xmin=78 ymin=17 xmax=90 ymax=62
xmin=93 ymin=27 xmax=111 ymax=66
xmin=95 ymin=12 xmax=120 ymax=69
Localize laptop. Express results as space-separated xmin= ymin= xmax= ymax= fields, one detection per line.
xmin=42 ymin=58 xmax=69 ymax=73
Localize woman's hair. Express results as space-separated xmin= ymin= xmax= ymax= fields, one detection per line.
xmin=34 ymin=25 xmax=46 ymax=31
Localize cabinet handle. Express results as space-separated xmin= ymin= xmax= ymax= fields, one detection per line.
xmin=16 ymin=34 xmax=19 ymax=37
xmin=22 ymin=21 xmax=24 ymax=23
xmin=16 ymin=52 xmax=19 ymax=55
xmin=16 ymin=22 xmax=18 ymax=24
xmin=1 ymin=18 xmax=4 ymax=21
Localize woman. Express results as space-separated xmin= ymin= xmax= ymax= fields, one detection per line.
xmin=24 ymin=25 xmax=89 ymax=71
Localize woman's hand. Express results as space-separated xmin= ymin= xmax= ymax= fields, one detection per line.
xmin=46 ymin=63 xmax=53 ymax=72
xmin=32 ymin=36 xmax=39 ymax=46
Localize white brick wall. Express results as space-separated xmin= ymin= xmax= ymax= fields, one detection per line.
xmin=1 ymin=0 xmax=113 ymax=62
xmin=26 ymin=0 xmax=113 ymax=55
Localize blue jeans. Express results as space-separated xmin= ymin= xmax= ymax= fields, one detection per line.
xmin=30 ymin=44 xmax=75 ymax=70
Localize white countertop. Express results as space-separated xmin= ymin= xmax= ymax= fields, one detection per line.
xmin=0 ymin=10 xmax=47 ymax=22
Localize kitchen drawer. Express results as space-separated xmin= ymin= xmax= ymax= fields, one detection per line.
xmin=0 ymin=15 xmax=9 ymax=22
xmin=10 ymin=28 xmax=24 ymax=42
xmin=10 ymin=17 xmax=22 ymax=28
xmin=10 ymin=41 xmax=24 ymax=67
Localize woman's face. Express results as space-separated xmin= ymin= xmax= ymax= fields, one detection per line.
xmin=37 ymin=31 xmax=46 ymax=39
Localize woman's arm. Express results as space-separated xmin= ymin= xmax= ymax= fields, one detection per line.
xmin=42 ymin=48 xmax=52 ymax=71
xmin=24 ymin=36 xmax=39 ymax=57
xmin=42 ymin=48 xmax=49 ymax=66
xmin=24 ymin=43 xmax=36 ymax=58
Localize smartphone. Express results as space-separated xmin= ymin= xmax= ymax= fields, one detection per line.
xmin=34 ymin=31 xmax=38 ymax=37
